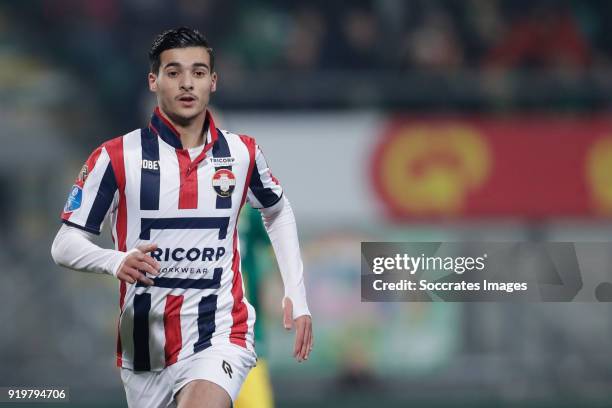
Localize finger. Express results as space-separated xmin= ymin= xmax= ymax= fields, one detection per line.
xmin=294 ymin=319 xmax=306 ymax=360
xmin=283 ymin=298 xmax=293 ymax=330
xmin=137 ymin=243 xmax=158 ymax=254
xmin=300 ymin=321 xmax=312 ymax=361
xmin=137 ymin=260 xmax=159 ymax=277
xmin=141 ymin=254 xmax=161 ymax=272
xmin=125 ymin=266 xmax=154 ymax=286
xmin=298 ymin=321 xmax=309 ymax=362
xmin=297 ymin=326 xmax=307 ymax=361
xmin=301 ymin=322 xmax=312 ymax=361
xmin=135 ymin=271 xmax=154 ymax=286
xmin=122 ymin=256 xmax=141 ymax=269
xmin=117 ymin=271 xmax=135 ymax=284
xmin=295 ymin=319 xmax=305 ymax=361
xmin=123 ymin=266 xmax=141 ymax=281
xmin=305 ymin=325 xmax=313 ymax=360
xmin=125 ymin=254 xmax=159 ymax=274
xmin=117 ymin=265 xmax=138 ymax=284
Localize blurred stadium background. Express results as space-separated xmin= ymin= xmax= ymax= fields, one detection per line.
xmin=2 ymin=0 xmax=612 ymax=407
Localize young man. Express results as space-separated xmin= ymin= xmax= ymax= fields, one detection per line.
xmin=51 ymin=27 xmax=312 ymax=408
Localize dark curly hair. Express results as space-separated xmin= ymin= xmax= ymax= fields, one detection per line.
xmin=149 ymin=27 xmax=214 ymax=74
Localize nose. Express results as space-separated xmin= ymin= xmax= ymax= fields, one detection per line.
xmin=179 ymin=74 xmax=193 ymax=91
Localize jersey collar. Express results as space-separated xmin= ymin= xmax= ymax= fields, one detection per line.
xmin=148 ymin=106 xmax=219 ymax=150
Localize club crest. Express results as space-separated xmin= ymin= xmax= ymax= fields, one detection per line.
xmin=212 ymin=169 xmax=236 ymax=197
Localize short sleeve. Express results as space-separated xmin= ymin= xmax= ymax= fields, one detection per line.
xmin=246 ymin=144 xmax=283 ymax=209
xmin=60 ymin=145 xmax=118 ymax=235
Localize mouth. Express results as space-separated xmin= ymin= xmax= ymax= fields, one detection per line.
xmin=177 ymin=94 xmax=197 ymax=105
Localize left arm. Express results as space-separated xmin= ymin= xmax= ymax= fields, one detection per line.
xmin=260 ymin=195 xmax=313 ymax=362
xmin=243 ymin=137 xmax=313 ymax=362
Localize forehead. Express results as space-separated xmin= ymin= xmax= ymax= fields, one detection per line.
xmin=159 ymin=46 xmax=210 ymax=68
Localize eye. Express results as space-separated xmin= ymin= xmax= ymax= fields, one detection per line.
xmin=167 ymin=71 xmax=179 ymax=78
xmin=194 ymin=71 xmax=206 ymax=78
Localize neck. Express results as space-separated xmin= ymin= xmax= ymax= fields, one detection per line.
xmin=160 ymin=107 xmax=208 ymax=149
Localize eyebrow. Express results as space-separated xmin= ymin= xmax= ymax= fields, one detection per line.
xmin=163 ymin=62 xmax=210 ymax=70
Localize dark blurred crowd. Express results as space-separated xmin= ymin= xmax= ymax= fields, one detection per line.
xmin=15 ymin=0 xmax=612 ymax=72
xmin=2 ymin=0 xmax=612 ymax=125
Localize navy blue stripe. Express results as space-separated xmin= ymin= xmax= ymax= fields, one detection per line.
xmin=140 ymin=128 xmax=160 ymax=210
xmin=212 ymin=131 xmax=232 ymax=209
xmin=61 ymin=219 xmax=101 ymax=235
xmin=140 ymin=217 xmax=230 ymax=240
xmin=133 ymin=293 xmax=151 ymax=371
xmin=249 ymin=160 xmax=281 ymax=208
xmin=150 ymin=114 xmax=182 ymax=149
xmin=137 ymin=268 xmax=222 ymax=289
xmin=212 ymin=129 xmax=231 ymax=160
xmin=85 ymin=162 xmax=118 ymax=232
xmin=194 ymin=294 xmax=217 ymax=353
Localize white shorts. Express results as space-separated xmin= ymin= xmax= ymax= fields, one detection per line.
xmin=121 ymin=343 xmax=257 ymax=408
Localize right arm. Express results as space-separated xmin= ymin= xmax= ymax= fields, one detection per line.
xmin=51 ymin=223 xmax=128 ymax=276
xmin=51 ymin=224 xmax=159 ymax=285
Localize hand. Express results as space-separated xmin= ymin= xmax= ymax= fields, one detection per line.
xmin=283 ymin=297 xmax=313 ymax=362
xmin=116 ymin=243 xmax=161 ymax=286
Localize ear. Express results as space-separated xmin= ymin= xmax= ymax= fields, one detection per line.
xmin=148 ymin=72 xmax=158 ymax=92
xmin=210 ymin=72 xmax=218 ymax=93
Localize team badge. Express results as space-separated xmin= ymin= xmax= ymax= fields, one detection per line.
xmin=212 ymin=169 xmax=236 ymax=197
xmin=78 ymin=164 xmax=89 ymax=183
xmin=64 ymin=185 xmax=83 ymax=213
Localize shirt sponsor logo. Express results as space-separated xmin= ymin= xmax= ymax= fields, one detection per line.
xmin=64 ymin=185 xmax=83 ymax=213
xmin=160 ymin=266 xmax=209 ymax=275
xmin=150 ymin=246 xmax=226 ymax=262
xmin=210 ymin=157 xmax=236 ymax=166
xmin=142 ymin=159 xmax=160 ymax=170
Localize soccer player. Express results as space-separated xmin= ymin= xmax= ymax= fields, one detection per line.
xmin=51 ymin=27 xmax=313 ymax=408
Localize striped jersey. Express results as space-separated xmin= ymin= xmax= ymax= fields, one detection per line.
xmin=60 ymin=108 xmax=282 ymax=371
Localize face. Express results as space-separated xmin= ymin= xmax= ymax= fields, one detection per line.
xmin=148 ymin=46 xmax=217 ymax=125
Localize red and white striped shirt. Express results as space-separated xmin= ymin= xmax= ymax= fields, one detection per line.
xmin=60 ymin=108 xmax=282 ymax=371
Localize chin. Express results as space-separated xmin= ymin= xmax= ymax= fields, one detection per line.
xmin=169 ymin=106 xmax=204 ymax=122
